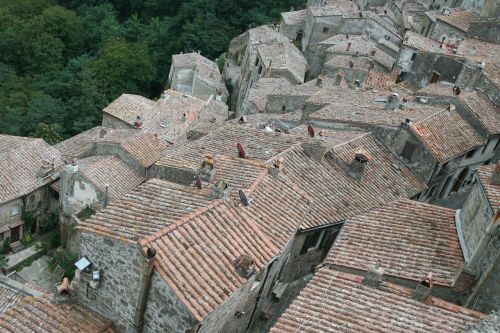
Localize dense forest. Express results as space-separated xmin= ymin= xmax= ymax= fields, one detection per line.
xmin=0 ymin=0 xmax=304 ymax=143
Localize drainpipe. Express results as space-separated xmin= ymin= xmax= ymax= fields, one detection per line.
xmin=131 ymin=246 xmax=157 ymax=333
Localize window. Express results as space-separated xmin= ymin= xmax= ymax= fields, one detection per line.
xmin=323 ymin=27 xmax=329 ymax=34
xmin=411 ymin=53 xmax=417 ymax=61
xmin=430 ymin=72 xmax=440 ymax=83
xmin=10 ymin=203 xmax=20 ymax=216
xmin=300 ymin=230 xmax=326 ymax=254
xmin=281 ymin=105 xmax=286 ymax=112
xmin=28 ymin=194 xmax=35 ymax=208
xmin=258 ymin=65 xmax=263 ymax=75
xmin=465 ymin=149 xmax=476 ymax=159
xmin=401 ymin=141 xmax=417 ymax=161
xmin=255 ymin=57 xmax=259 ymax=66
xmin=296 ymin=30 xmax=304 ymax=42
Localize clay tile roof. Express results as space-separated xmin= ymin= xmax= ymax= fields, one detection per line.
xmin=307 ymin=87 xmax=443 ymax=128
xmin=403 ymin=31 xmax=453 ymax=54
xmin=416 ymin=83 xmax=456 ymax=97
xmin=270 ymin=267 xmax=484 ymax=333
xmin=79 ymin=178 xmax=215 ymax=242
xmin=410 ymin=108 xmax=486 ymax=162
xmin=55 ymin=127 xmax=167 ymax=166
xmin=246 ymin=77 xmax=293 ymax=112
xmin=457 ymin=38 xmax=500 ymax=88
xmin=0 ymin=296 xmax=113 ymax=333
xmin=171 ymin=52 xmax=228 ymax=95
xmin=103 ymin=93 xmax=156 ymax=125
xmin=257 ymin=41 xmax=308 ymax=83
xmin=281 ymin=9 xmax=309 ymax=25
xmin=459 ymin=91 xmax=500 ymax=135
xmin=279 ymin=134 xmax=426 ymax=229
xmin=142 ymin=200 xmax=279 ymax=321
xmin=327 ymin=199 xmax=464 ymax=286
xmin=77 ymin=156 xmax=145 ymax=201
xmin=0 ymin=136 xmax=63 ymax=204
xmin=288 ymin=126 xmax=367 ymax=145
xmin=226 ymin=111 xmax=302 ymax=130
xmin=309 ymin=2 xmax=358 ymax=17
xmin=435 ymin=9 xmax=480 ymax=32
xmin=477 ymin=164 xmax=500 ymax=208
xmin=156 ymin=125 xmax=300 ymax=170
xmin=0 ymin=285 xmax=22 ymax=314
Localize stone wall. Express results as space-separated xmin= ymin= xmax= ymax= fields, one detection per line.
xmin=406 ymin=53 xmax=464 ymax=88
xmin=460 ymin=183 xmax=492 ymax=262
xmin=429 ymin=20 xmax=466 ymax=46
xmin=102 ymin=113 xmax=134 ymax=129
xmin=78 ymin=232 xmax=145 ymax=332
xmin=142 ymin=271 xmax=197 ymax=333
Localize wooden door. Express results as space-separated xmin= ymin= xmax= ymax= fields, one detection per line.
xmin=10 ymin=226 xmax=20 ymax=243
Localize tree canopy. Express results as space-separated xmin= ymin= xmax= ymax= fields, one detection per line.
xmin=0 ymin=0 xmax=305 ymax=142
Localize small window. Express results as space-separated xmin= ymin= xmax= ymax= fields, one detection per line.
xmin=11 ymin=203 xmax=20 ymax=216
xmin=465 ymin=149 xmax=476 ymax=159
xmin=411 ymin=53 xmax=417 ymax=61
xmin=258 ymin=65 xmax=263 ymax=74
xmin=281 ymin=105 xmax=286 ymax=112
xmin=255 ymin=57 xmax=259 ymax=66
xmin=323 ymin=27 xmax=329 ymax=34
xmin=300 ymin=230 xmax=326 ymax=254
xmin=296 ymin=30 xmax=304 ymax=42
xmin=401 ymin=141 xmax=417 ymax=161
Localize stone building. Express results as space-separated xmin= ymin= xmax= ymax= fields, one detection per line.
xmin=458 ymin=164 xmax=500 ymax=313
xmin=269 ymin=267 xmax=485 ymax=332
xmin=328 ymin=199 xmax=473 ymax=304
xmin=167 ymin=52 xmax=229 ymax=102
xmin=0 ymin=135 xmax=62 ymax=244
xmin=102 ymin=90 xmax=228 ymax=143
xmin=423 ymin=8 xmax=480 ymax=46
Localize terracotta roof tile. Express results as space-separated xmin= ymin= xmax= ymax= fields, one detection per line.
xmin=270 ymin=267 xmax=484 ymax=333
xmin=0 ymin=296 xmax=113 ymax=333
xmin=246 ymin=78 xmax=293 ymax=112
xmin=281 ymin=9 xmax=309 ymax=24
xmin=459 ymin=91 xmax=500 ymax=135
xmin=410 ymin=108 xmax=486 ymax=162
xmin=142 ymin=200 xmax=279 ymax=321
xmin=279 ymin=134 xmax=426 ymax=228
xmin=103 ymin=93 xmax=156 ymax=125
xmin=77 ymin=156 xmax=145 ymax=201
xmin=477 ymin=164 xmax=500 ymax=208
xmin=257 ymin=41 xmax=308 ymax=83
xmin=288 ymin=126 xmax=367 ymax=145
xmin=0 ymin=285 xmax=22 ymax=314
xmin=403 ymin=30 xmax=454 ymax=54
xmin=435 ymin=9 xmax=480 ymax=32
xmin=327 ymin=199 xmax=464 ymax=286
xmin=0 ymin=136 xmax=63 ymax=203
xmin=457 ymin=38 xmax=500 ymax=88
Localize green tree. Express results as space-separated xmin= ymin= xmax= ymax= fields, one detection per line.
xmin=33 ymin=123 xmax=63 ymax=144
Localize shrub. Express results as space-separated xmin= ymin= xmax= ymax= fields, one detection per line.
xmin=1 ymin=237 xmax=11 ymax=254
xmin=50 ymin=230 xmax=61 ymax=249
xmin=40 ymin=210 xmax=59 ymax=233
xmin=21 ymin=209 xmax=35 ymax=232
xmin=21 ymin=233 xmax=33 ymax=246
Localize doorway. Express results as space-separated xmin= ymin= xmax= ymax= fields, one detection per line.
xmin=10 ymin=226 xmax=20 ymax=243
xmin=451 ymin=167 xmax=469 ymax=193
xmin=430 ymin=72 xmax=440 ymax=83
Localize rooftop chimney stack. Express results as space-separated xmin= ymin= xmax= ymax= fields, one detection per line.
xmin=385 ymin=93 xmax=400 ymax=110
xmin=99 ymin=129 xmax=107 ymax=139
xmin=211 ymin=180 xmax=229 ymax=200
xmin=362 ymin=262 xmax=384 ymax=287
xmin=412 ymin=272 xmax=433 ymax=302
xmin=349 ymin=149 xmax=371 ymax=180
xmin=199 ymin=155 xmax=216 ymax=181
xmin=316 ymin=75 xmax=324 ymax=87
xmin=269 ymin=157 xmax=284 ymax=177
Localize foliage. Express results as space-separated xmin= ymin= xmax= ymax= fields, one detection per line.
xmin=1 ymin=237 xmax=11 ymax=254
xmin=21 ymin=208 xmax=35 ymax=232
xmin=0 ymin=0 xmax=305 ymax=138
xmin=50 ymin=252 xmax=78 ymax=279
xmin=21 ymin=233 xmax=33 ymax=246
xmin=40 ymin=210 xmax=59 ymax=233
xmin=50 ymin=229 xmax=61 ymax=249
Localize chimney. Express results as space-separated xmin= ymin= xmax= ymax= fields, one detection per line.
xmin=362 ymin=262 xmax=384 ymax=287
xmin=385 ymin=93 xmax=400 ymax=110
xmin=346 ymin=42 xmax=351 ymax=51
xmin=492 ymin=164 xmax=500 ymax=186
xmin=316 ymin=75 xmax=324 ymax=87
xmin=211 ymin=180 xmax=229 ymax=200
xmin=134 ymin=115 xmax=143 ymax=128
xmin=199 ymin=155 xmax=216 ymax=181
xmin=269 ymin=157 xmax=284 ymax=177
xmin=99 ymin=129 xmax=107 ymax=139
xmin=38 ymin=159 xmax=53 ymax=179
xmin=349 ymin=149 xmax=371 ymax=180
xmin=412 ymin=272 xmax=433 ymax=302
xmin=233 ymin=254 xmax=255 ymax=278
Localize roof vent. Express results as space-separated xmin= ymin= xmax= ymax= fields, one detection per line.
xmin=270 ymin=157 xmax=284 ymax=177
xmin=308 ymin=125 xmax=315 ymax=137
xmin=238 ymin=116 xmax=247 ymax=124
xmin=412 ymin=272 xmax=433 ymax=302
xmin=233 ymin=254 xmax=256 ymax=278
xmin=453 ymin=85 xmax=461 ymax=95
xmin=211 ymin=180 xmax=228 ymax=199
xmin=441 ymin=6 xmax=451 ymax=15
xmin=346 ymin=42 xmax=352 ymax=51
xmin=362 ymin=262 xmax=384 ymax=287
xmin=385 ymin=93 xmax=400 ymax=110
xmin=199 ymin=155 xmax=216 ymax=181
xmin=237 ymin=143 xmax=247 ymax=158
xmin=99 ymin=129 xmax=107 ymax=139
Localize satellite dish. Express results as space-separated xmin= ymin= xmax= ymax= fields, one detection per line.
xmin=307 ymin=125 xmax=315 ymax=137
xmin=237 ymin=143 xmax=247 ymax=158
xmin=239 ymin=190 xmax=249 ymax=206
xmin=194 ymin=174 xmax=202 ymax=189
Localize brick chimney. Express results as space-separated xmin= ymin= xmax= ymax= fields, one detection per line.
xmin=412 ymin=272 xmax=433 ymax=302
xmin=362 ymin=262 xmax=384 ymax=287
xmin=349 ymin=149 xmax=371 ymax=180
xmin=492 ymin=163 xmax=500 ymax=186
